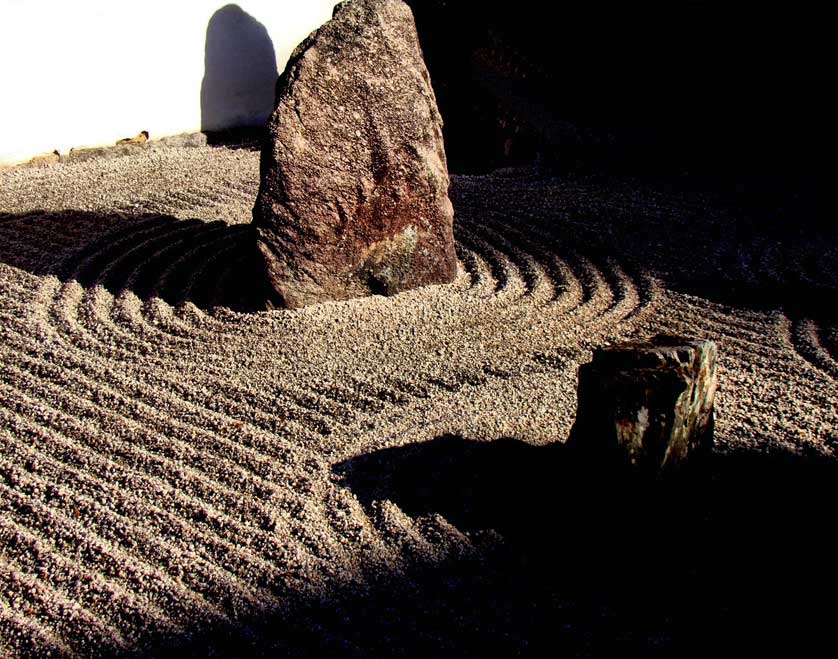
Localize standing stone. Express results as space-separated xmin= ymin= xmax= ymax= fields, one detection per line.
xmin=568 ymin=336 xmax=718 ymax=472
xmin=252 ymin=0 xmax=457 ymax=308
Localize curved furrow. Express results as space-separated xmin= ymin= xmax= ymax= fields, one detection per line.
xmin=76 ymin=284 xmax=222 ymax=360
xmin=0 ymin=353 xmax=313 ymax=507
xmin=44 ymin=280 xmax=218 ymax=367
xmin=453 ymin=242 xmax=501 ymax=298
xmin=452 ymin=230 xmax=507 ymax=295
xmin=0 ymin=596 xmax=75 ymax=659
xmin=0 ymin=419 xmax=320 ymax=608
xmin=158 ymin=226 xmax=252 ymax=308
xmin=57 ymin=215 xmax=175 ymax=283
xmin=460 ymin=218 xmax=553 ymax=302
xmin=483 ymin=206 xmax=642 ymax=323
xmin=0 ymin=553 xmax=127 ymax=656
xmin=201 ymin=252 xmax=248 ymax=309
xmin=127 ymin=222 xmax=231 ymax=300
xmin=453 ymin=215 xmax=617 ymax=342
xmin=10 ymin=296 xmax=344 ymax=444
xmin=174 ymin=299 xmax=242 ymax=332
xmin=452 ymin=225 xmax=522 ymax=298
xmin=468 ymin=197 xmax=661 ymax=326
xmin=15 ymin=288 xmax=346 ymax=442
xmin=115 ymin=293 xmax=196 ymax=341
xmin=590 ymin=256 xmax=640 ymax=321
xmin=0 ymin=516 xmax=177 ymax=647
xmin=178 ymin=241 xmax=251 ymax=310
xmin=95 ymin=220 xmax=213 ymax=295
xmin=381 ymin=254 xmax=616 ymax=397
xmin=476 ymin=209 xmax=584 ymax=307
xmin=0 ymin=321 xmax=322 ymax=474
xmin=454 ymin=242 xmax=480 ymax=289
xmin=0 ymin=480 xmax=241 ymax=627
xmin=112 ymin=288 xmax=235 ymax=353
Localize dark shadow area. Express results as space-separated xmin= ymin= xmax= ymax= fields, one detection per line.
xmin=108 ymin=434 xmax=838 ymax=656
xmin=329 ymin=434 xmax=838 ymax=655
xmin=203 ymin=126 xmax=265 ymax=151
xmin=406 ymin=1 xmax=821 ymax=236
xmin=0 ymin=211 xmax=271 ymax=312
xmin=407 ymin=1 xmax=820 ymax=178
xmin=200 ymin=5 xmax=278 ymax=134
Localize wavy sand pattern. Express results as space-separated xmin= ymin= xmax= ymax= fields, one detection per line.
xmin=0 ymin=146 xmax=835 ymax=656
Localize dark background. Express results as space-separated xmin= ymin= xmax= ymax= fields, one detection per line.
xmin=407 ymin=1 xmax=819 ymax=178
xmin=402 ymin=0 xmax=824 ymax=246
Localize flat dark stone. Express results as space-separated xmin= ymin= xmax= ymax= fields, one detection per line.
xmin=569 ymin=335 xmax=718 ymax=472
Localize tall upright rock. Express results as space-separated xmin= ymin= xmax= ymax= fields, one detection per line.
xmin=252 ymin=0 xmax=457 ymax=309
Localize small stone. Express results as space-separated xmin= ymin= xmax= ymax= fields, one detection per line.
xmin=568 ymin=335 xmax=718 ymax=471
xmin=252 ymin=0 xmax=457 ymax=308
xmin=18 ymin=151 xmax=60 ymax=169
xmin=116 ymin=131 xmax=149 ymax=145
xmin=150 ymin=132 xmax=209 ymax=149
xmin=61 ymin=143 xmax=146 ymax=163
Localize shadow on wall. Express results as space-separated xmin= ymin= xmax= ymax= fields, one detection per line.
xmin=200 ymin=4 xmax=278 ymax=133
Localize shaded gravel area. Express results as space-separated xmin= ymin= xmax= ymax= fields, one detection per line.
xmin=0 ymin=146 xmax=835 ymax=656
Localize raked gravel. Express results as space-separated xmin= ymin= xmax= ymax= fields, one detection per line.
xmin=0 ymin=146 xmax=835 ymax=656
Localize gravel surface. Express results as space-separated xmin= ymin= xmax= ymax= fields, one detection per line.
xmin=0 ymin=146 xmax=835 ymax=656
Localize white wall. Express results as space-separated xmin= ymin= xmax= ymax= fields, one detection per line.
xmin=0 ymin=0 xmax=336 ymax=164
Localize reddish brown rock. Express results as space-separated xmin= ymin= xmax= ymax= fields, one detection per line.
xmin=569 ymin=335 xmax=718 ymax=472
xmin=252 ymin=0 xmax=457 ymax=308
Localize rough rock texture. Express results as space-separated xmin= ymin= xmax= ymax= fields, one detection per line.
xmin=252 ymin=0 xmax=457 ymax=308
xmin=569 ymin=336 xmax=718 ymax=471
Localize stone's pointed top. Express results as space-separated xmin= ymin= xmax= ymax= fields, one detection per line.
xmin=251 ymin=0 xmax=456 ymax=309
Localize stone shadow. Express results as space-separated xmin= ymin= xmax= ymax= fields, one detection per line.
xmin=108 ymin=434 xmax=838 ymax=656
xmin=328 ymin=433 xmax=838 ymax=655
xmin=200 ymin=5 xmax=277 ymax=136
xmin=0 ymin=210 xmax=271 ymax=311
